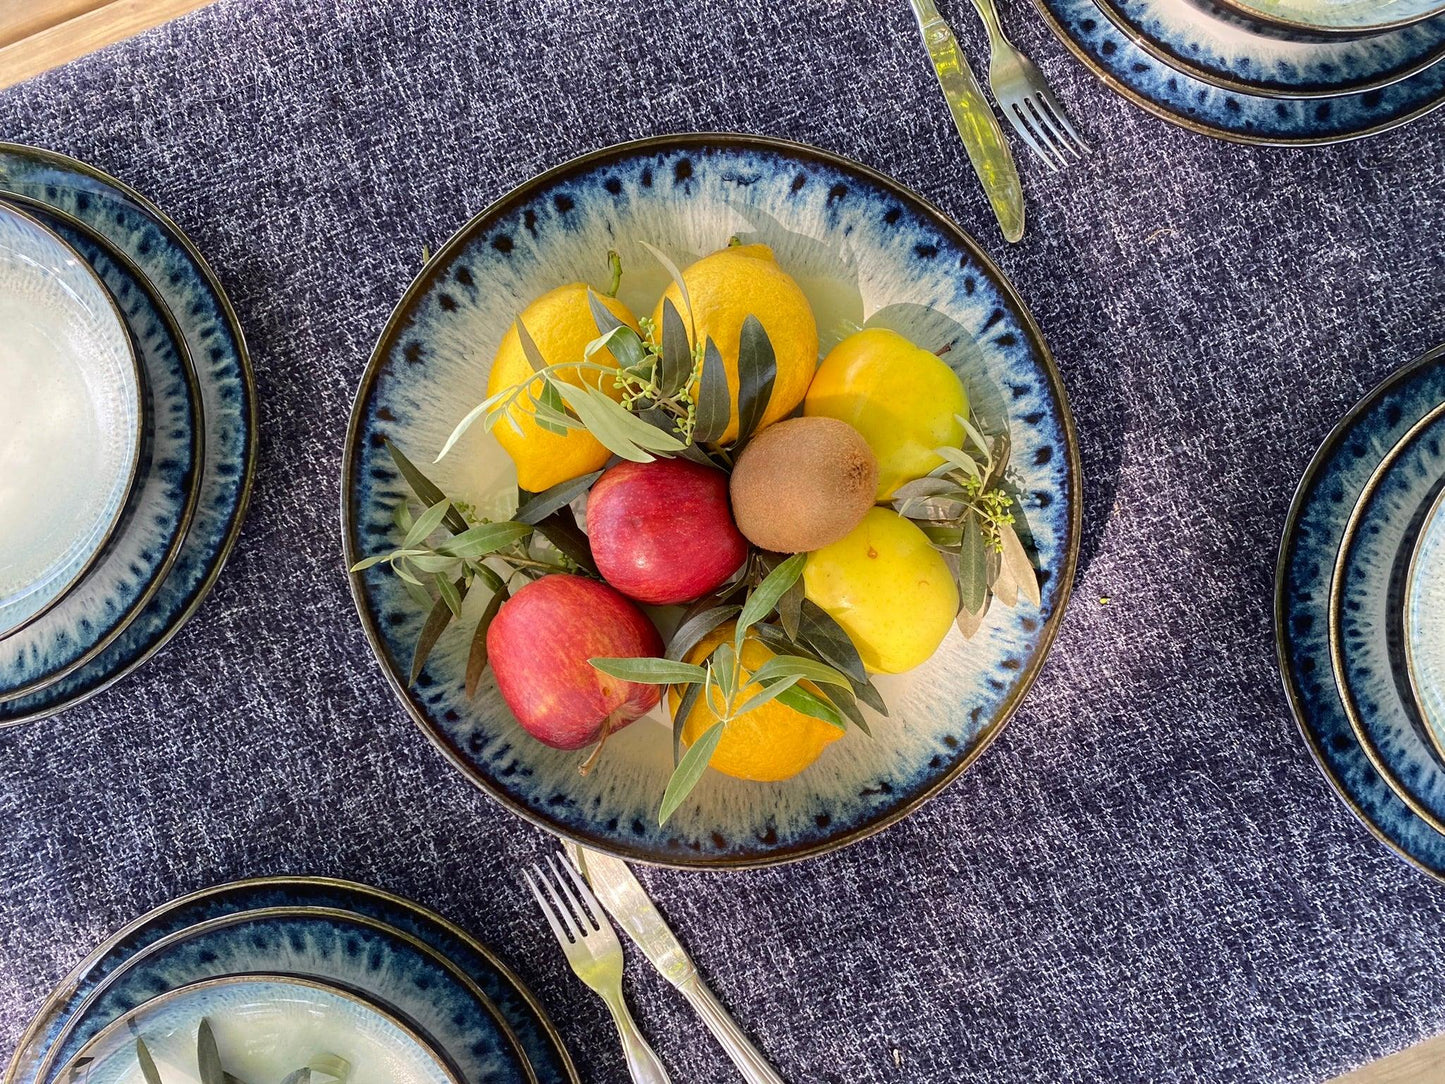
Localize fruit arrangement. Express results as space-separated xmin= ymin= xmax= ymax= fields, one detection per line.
xmin=352 ymin=241 xmax=1039 ymax=823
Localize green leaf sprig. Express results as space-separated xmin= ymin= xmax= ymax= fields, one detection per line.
xmin=891 ymin=418 xmax=1041 ymax=639
xmin=131 ymin=1019 xmax=349 ymax=1084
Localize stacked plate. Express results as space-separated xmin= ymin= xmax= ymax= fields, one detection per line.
xmin=2 ymin=877 xmax=577 ymax=1084
xmin=1029 ymin=0 xmax=1445 ymax=142
xmin=0 ymin=144 xmax=256 ymax=726
xmin=1278 ymin=343 xmax=1445 ymax=880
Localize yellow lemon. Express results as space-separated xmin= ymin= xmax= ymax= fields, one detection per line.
xmin=804 ymin=327 xmax=968 ymax=499
xmin=803 ymin=507 xmax=958 ymax=674
xmin=488 ymin=284 xmax=639 ymax=492
xmin=668 ymin=623 xmax=842 ymax=782
xmin=651 ymin=243 xmax=818 ymax=444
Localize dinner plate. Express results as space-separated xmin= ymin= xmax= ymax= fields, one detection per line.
xmin=343 ymin=133 xmax=1080 ymax=868
xmin=1095 ymin=0 xmax=1445 ymax=98
xmin=33 ymin=908 xmax=534 ymax=1084
xmin=1277 ymin=343 xmax=1445 ymax=881
xmin=1332 ymin=407 xmax=1445 ymax=833
xmin=1032 ymin=0 xmax=1445 ymax=142
xmin=55 ymin=974 xmax=462 ymax=1084
xmin=2 ymin=877 xmax=576 ymax=1084
xmin=0 ymin=204 xmax=141 ymax=639
xmin=0 ymin=145 xmax=256 ymax=724
xmin=0 ymin=204 xmax=203 ymax=701
xmin=1214 ymin=0 xmax=1445 ymax=35
xmin=1407 ymin=489 xmax=1445 ymax=758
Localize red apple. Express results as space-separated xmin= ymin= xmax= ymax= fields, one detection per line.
xmin=487 ymin=574 xmax=664 ymax=754
xmin=586 ymin=458 xmax=748 ymax=605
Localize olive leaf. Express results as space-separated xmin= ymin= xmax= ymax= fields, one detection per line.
xmin=956 ymin=591 xmax=991 ymax=639
xmin=658 ymin=298 xmax=691 ymax=397
xmin=736 ymin=553 xmax=806 ymax=644
xmin=554 ymin=383 xmax=685 ymax=461
xmin=515 ymin=471 xmax=602 ymax=525
xmin=955 ymin=513 xmax=989 ymax=617
xmin=435 ymin=572 xmax=463 ymax=618
xmin=532 ymin=507 xmax=598 ymax=574
xmin=985 ymin=431 xmax=1012 ymax=490
xmin=197 ymin=1020 xmax=225 ymax=1084
xmin=136 ymin=1040 xmax=163 ymax=1084
xmin=589 ymin=658 xmax=710 ymax=685
xmin=693 ymin=338 xmax=730 ymax=444
xmin=931 ymin=445 xmax=983 ymax=482
xmin=531 ymin=378 xmax=573 ymax=437
xmin=671 ymin=681 xmax=703 ymax=766
xmin=749 ymin=655 xmax=851 ymax=689
xmin=731 ymin=674 xmax=801 ymax=717
xmin=401 ymin=575 xmax=434 ymax=612
xmin=411 ymin=578 xmax=466 ymax=683
xmin=515 ymin=317 xmax=549 ymax=374
xmin=776 ymin=575 xmax=804 ymax=641
xmin=795 ymin=600 xmax=867 ymax=685
xmin=666 ymin=603 xmax=742 ymax=661
xmin=711 ymin=641 xmax=738 ymax=700
xmin=386 ymin=440 xmax=469 ymax=534
xmin=734 ymin=315 xmax=776 ymax=444
xmin=586 ymin=292 xmax=648 ymax=368
xmin=392 ymin=499 xmax=414 ymax=534
xmin=957 ymin=413 xmax=993 ymax=464
xmin=659 ymin=719 xmax=724 ymax=825
xmin=772 ymin=683 xmax=848 ymax=731
xmin=992 ymin=545 xmax=1020 ymax=608
xmin=638 ymin=240 xmax=695 ymax=342
xmin=999 ymin=521 xmax=1041 ymax=606
xmin=435 ymin=521 xmax=532 ymax=559
xmin=465 ymin=585 xmax=510 ymax=697
xmin=816 ymin=680 xmax=871 ymax=735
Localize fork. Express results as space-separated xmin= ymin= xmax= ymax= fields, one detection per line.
xmin=524 ymin=856 xmax=672 ymax=1084
xmin=964 ymin=0 xmax=1090 ymax=169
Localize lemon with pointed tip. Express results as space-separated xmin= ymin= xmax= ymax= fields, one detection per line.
xmin=487 ymin=283 xmax=639 ymax=492
xmin=651 ymin=243 xmax=818 ymax=444
xmin=668 ymin=623 xmax=842 ymax=782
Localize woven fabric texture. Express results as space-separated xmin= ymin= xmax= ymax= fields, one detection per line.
xmin=1 ymin=1 xmax=1443 ymax=1081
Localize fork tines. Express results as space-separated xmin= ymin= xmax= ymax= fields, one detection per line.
xmin=523 ymin=853 xmax=607 ymax=947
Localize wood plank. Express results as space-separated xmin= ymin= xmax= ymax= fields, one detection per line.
xmin=1332 ymin=1033 xmax=1445 ymax=1083
xmin=0 ymin=0 xmax=215 ymax=90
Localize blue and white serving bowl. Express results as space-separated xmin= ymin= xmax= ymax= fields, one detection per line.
xmin=343 ymin=134 xmax=1081 ymax=869
xmin=53 ymin=975 xmax=462 ymax=1084
xmin=1277 ymin=343 xmax=1445 ymax=881
xmin=1407 ymin=489 xmax=1445 ymax=760
xmin=0 ymin=203 xmax=142 ymax=640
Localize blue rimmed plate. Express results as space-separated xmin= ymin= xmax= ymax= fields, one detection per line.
xmin=0 ymin=203 xmax=203 ymax=702
xmin=2 ymin=877 xmax=575 ymax=1084
xmin=1407 ymin=490 xmax=1445 ymax=759
xmin=55 ymin=974 xmax=462 ymax=1084
xmin=0 ymin=144 xmax=256 ymax=724
xmin=1094 ymin=0 xmax=1445 ymax=99
xmin=1032 ymin=0 xmax=1445 ymax=143
xmin=31 ymin=908 xmax=533 ymax=1084
xmin=1332 ymin=407 xmax=1445 ymax=834
xmin=1215 ymin=0 xmax=1445 ymax=35
xmin=1277 ymin=343 xmax=1445 ymax=881
xmin=342 ymin=133 xmax=1081 ymax=868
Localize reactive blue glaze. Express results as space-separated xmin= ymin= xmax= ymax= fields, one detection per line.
xmin=58 ymin=976 xmax=460 ymax=1084
xmin=1335 ymin=409 xmax=1445 ymax=831
xmin=1278 ymin=345 xmax=1445 ymax=879
xmin=1100 ymin=0 xmax=1445 ymax=99
xmin=0 ymin=145 xmax=255 ymax=724
xmin=4 ymin=878 xmax=574 ymax=1084
xmin=342 ymin=135 xmax=1080 ymax=867
xmin=1407 ymin=492 xmax=1445 ymax=755
xmin=1033 ymin=0 xmax=1445 ymax=142
xmin=0 ymin=206 xmax=202 ymax=700
xmin=37 ymin=910 xmax=530 ymax=1084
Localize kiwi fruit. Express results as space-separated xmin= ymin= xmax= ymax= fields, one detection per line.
xmin=730 ymin=417 xmax=879 ymax=553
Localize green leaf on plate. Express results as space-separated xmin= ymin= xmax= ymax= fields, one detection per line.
xmin=999 ymin=520 xmax=1041 ymax=606
xmin=392 ymin=499 xmax=414 ymax=534
xmin=531 ymin=506 xmax=598 ymax=574
xmin=515 ymin=317 xmax=549 ymax=374
xmin=197 ymin=1020 xmax=225 ymax=1084
xmin=772 ymin=682 xmax=848 ymax=731
xmin=465 ymin=584 xmax=510 ymax=697
xmin=639 ymin=240 xmax=695 ymax=342
xmin=818 ymin=680 xmax=871 ymax=735
xmin=711 ymin=641 xmax=737 ymax=701
xmin=589 ymin=657 xmax=709 ymax=685
xmin=957 ymin=414 xmax=993 ymax=465
xmin=731 ymin=674 xmax=800 ymax=717
xmin=666 ymin=603 xmax=742 ymax=661
xmin=410 ymin=579 xmax=465 ymax=684
xmin=659 ymin=298 xmax=691 ymax=397
xmin=734 ymin=315 xmax=776 ymax=443
xmin=532 ymin=377 xmax=573 ymax=437
xmin=136 ymin=1040 xmax=163 ymax=1084
xmin=795 ymin=599 xmax=867 ymax=684
xmin=659 ymin=720 xmax=724 ymax=825
xmin=777 ymin=574 xmax=804 ymax=641
xmin=385 ymin=439 xmax=469 ymax=534
xmin=436 ymin=521 xmax=533 ymax=559
xmin=693 ymin=338 xmax=730 ymax=443
xmin=736 ymin=553 xmax=806 ymax=642
xmin=932 ymin=445 xmax=982 ymax=481
xmin=748 ymin=654 xmax=851 ymax=688
xmin=956 ymin=513 xmax=989 ymax=616
xmin=408 ymin=553 xmax=461 ymax=574
xmin=671 ymin=681 xmax=703 ymax=766
xmin=515 ymin=471 xmax=602 ymax=525
xmin=435 ymin=572 xmax=463 ymax=618
xmin=554 ymin=383 xmax=685 ymax=461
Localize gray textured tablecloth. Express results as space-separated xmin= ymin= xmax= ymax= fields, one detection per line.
xmin=1 ymin=2 xmax=1443 ymax=1081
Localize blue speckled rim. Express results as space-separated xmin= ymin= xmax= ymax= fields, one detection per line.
xmin=1031 ymin=0 xmax=1445 ymax=144
xmin=0 ymin=143 xmax=257 ymax=726
xmin=54 ymin=973 xmax=464 ymax=1084
xmin=340 ymin=132 xmax=1082 ymax=870
xmin=32 ymin=906 xmax=535 ymax=1084
xmin=1276 ymin=343 xmax=1445 ymax=882
xmin=1092 ymin=0 xmax=1445 ymax=100
xmin=1 ymin=876 xmax=577 ymax=1084
xmin=1213 ymin=0 xmax=1445 ymax=37
xmin=1406 ymin=488 xmax=1445 ymax=764
xmin=0 ymin=203 xmax=144 ymax=640
xmin=0 ymin=198 xmax=205 ymax=702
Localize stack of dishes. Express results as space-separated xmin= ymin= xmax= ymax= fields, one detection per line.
xmin=2 ymin=877 xmax=576 ymax=1084
xmin=1278 ymin=343 xmax=1445 ymax=880
xmin=1030 ymin=0 xmax=1445 ymax=143
xmin=0 ymin=144 xmax=256 ymax=727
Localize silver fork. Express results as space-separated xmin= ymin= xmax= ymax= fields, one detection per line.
xmin=965 ymin=0 xmax=1089 ymax=169
xmin=524 ymin=856 xmax=672 ymax=1084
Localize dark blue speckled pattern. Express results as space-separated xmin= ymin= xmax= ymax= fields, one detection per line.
xmin=1279 ymin=347 xmax=1445 ymax=877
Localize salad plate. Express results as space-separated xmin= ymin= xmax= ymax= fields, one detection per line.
xmin=0 ymin=203 xmax=142 ymax=640
xmin=0 ymin=145 xmax=256 ymax=725
xmin=1214 ymin=0 xmax=1445 ymax=35
xmin=54 ymin=974 xmax=462 ymax=1084
xmin=1407 ymin=489 xmax=1445 ymax=759
xmin=1094 ymin=0 xmax=1445 ymax=98
xmin=1332 ymin=406 xmax=1445 ymax=833
xmin=32 ymin=908 xmax=533 ymax=1084
xmin=1031 ymin=0 xmax=1445 ymax=142
xmin=342 ymin=133 xmax=1080 ymax=869
xmin=0 ymin=204 xmax=203 ymax=701
xmin=3 ymin=877 xmax=575 ymax=1084
xmin=1277 ymin=343 xmax=1445 ymax=882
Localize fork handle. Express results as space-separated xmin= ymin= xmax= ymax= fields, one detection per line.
xmin=605 ymin=993 xmax=672 ymax=1084
xmin=678 ymin=973 xmax=787 ymax=1084
xmin=966 ymin=0 xmax=1011 ymax=51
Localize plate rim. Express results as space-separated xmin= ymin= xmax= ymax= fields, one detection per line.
xmin=1275 ymin=341 xmax=1445 ymax=883
xmin=0 ymin=141 xmax=258 ymax=727
xmin=1405 ymin=485 xmax=1445 ymax=763
xmin=1211 ymin=0 xmax=1445 ymax=36
xmin=340 ymin=130 xmax=1083 ymax=870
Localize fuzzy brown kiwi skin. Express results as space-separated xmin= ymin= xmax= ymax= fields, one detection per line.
xmin=729 ymin=417 xmax=879 ymax=554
